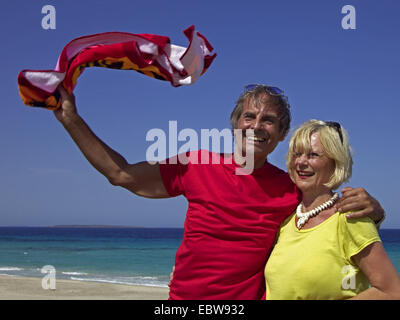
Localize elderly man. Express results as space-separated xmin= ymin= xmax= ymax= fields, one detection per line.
xmin=55 ymin=84 xmax=384 ymax=299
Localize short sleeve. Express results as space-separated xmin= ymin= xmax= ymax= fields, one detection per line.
xmin=159 ymin=155 xmax=186 ymax=197
xmin=339 ymin=213 xmax=382 ymax=263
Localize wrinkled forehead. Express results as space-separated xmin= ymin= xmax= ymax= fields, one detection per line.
xmin=244 ymin=92 xmax=273 ymax=106
xmin=242 ymin=93 xmax=280 ymax=114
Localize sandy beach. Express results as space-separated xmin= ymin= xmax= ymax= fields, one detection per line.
xmin=0 ymin=275 xmax=169 ymax=300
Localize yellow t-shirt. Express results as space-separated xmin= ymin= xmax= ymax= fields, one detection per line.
xmin=264 ymin=212 xmax=381 ymax=300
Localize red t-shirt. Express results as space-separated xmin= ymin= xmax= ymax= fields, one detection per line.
xmin=159 ymin=150 xmax=300 ymax=299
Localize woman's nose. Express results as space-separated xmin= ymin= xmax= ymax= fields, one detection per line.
xmin=296 ymin=154 xmax=308 ymax=166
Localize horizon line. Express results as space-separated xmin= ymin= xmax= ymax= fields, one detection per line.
xmin=0 ymin=225 xmax=397 ymax=230
xmin=0 ymin=224 xmax=185 ymax=229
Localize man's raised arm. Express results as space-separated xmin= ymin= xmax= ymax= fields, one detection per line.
xmin=54 ymin=86 xmax=169 ymax=199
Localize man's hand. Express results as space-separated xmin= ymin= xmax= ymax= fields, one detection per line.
xmin=54 ymin=86 xmax=78 ymax=123
xmin=336 ymin=187 xmax=385 ymax=224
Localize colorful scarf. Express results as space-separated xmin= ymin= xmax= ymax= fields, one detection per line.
xmin=18 ymin=25 xmax=216 ymax=110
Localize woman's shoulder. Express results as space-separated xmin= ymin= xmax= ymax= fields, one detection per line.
xmin=337 ymin=211 xmax=377 ymax=230
xmin=335 ymin=212 xmax=382 ymax=265
xmin=337 ymin=211 xmax=381 ymax=254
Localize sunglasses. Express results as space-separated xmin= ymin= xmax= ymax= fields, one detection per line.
xmin=325 ymin=121 xmax=343 ymax=144
xmin=244 ymin=84 xmax=289 ymax=106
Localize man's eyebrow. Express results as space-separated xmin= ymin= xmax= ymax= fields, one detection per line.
xmin=262 ymin=114 xmax=279 ymax=120
xmin=242 ymin=111 xmax=255 ymax=116
xmin=241 ymin=111 xmax=279 ymax=119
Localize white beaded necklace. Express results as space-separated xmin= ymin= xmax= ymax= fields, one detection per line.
xmin=296 ymin=193 xmax=339 ymax=229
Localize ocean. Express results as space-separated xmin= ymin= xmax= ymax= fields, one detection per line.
xmin=0 ymin=227 xmax=183 ymax=287
xmin=0 ymin=227 xmax=399 ymax=288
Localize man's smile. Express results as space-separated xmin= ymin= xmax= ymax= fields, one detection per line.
xmin=246 ymin=135 xmax=267 ymax=143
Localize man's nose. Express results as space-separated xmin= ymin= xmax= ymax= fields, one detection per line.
xmin=250 ymin=118 xmax=262 ymax=130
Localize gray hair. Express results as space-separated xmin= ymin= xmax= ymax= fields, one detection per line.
xmin=230 ymin=85 xmax=291 ymax=138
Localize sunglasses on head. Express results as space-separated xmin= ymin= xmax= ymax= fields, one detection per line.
xmin=325 ymin=121 xmax=343 ymax=144
xmin=244 ymin=84 xmax=289 ymax=106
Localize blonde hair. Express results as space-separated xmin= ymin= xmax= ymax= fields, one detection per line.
xmin=286 ymin=120 xmax=353 ymax=190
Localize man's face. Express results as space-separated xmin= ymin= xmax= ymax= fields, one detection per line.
xmin=235 ymin=94 xmax=285 ymax=160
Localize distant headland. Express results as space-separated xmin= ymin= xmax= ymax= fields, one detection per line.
xmin=50 ymin=225 xmax=144 ymax=229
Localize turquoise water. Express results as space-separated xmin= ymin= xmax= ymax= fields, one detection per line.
xmin=378 ymin=229 xmax=400 ymax=272
xmin=0 ymin=227 xmax=182 ymax=287
xmin=0 ymin=227 xmax=399 ymax=288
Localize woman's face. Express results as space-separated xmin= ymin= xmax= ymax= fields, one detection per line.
xmin=290 ymin=132 xmax=336 ymax=195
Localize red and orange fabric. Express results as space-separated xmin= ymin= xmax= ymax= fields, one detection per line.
xmin=18 ymin=25 xmax=216 ymax=110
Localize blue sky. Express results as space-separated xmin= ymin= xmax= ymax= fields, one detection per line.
xmin=1 ymin=0 xmax=399 ymax=228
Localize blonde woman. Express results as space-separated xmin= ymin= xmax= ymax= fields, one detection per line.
xmin=264 ymin=120 xmax=400 ymax=300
